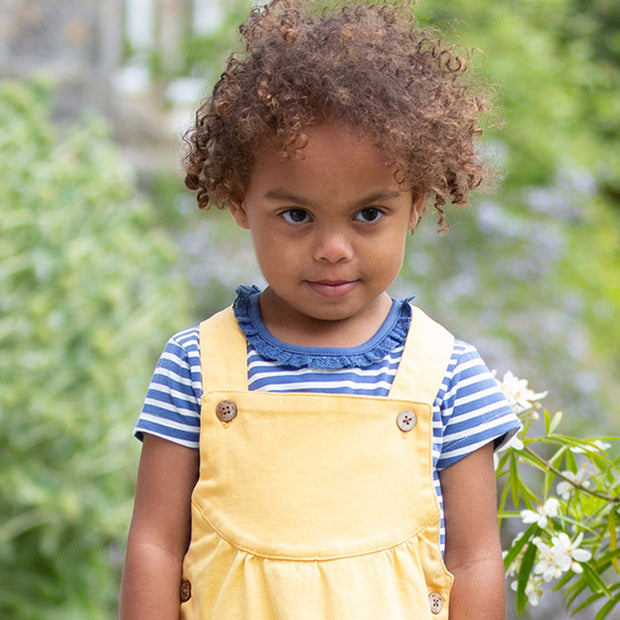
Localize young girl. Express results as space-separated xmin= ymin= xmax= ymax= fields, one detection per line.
xmin=120 ymin=1 xmax=520 ymax=618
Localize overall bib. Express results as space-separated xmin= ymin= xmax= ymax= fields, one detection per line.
xmin=180 ymin=305 xmax=455 ymax=619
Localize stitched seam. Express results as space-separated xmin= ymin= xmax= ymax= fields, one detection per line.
xmin=191 ymin=499 xmax=439 ymax=562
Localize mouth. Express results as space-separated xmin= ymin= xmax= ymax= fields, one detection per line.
xmin=306 ymin=280 xmax=358 ymax=298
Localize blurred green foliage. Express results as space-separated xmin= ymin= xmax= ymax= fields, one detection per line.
xmin=418 ymin=0 xmax=619 ymax=187
xmin=406 ymin=0 xmax=620 ymax=426
xmin=0 ymin=81 xmax=190 ymax=618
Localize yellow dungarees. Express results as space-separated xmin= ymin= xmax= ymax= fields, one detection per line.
xmin=180 ymin=305 xmax=455 ymax=619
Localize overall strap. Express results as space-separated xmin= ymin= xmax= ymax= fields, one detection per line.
xmin=199 ymin=306 xmax=248 ymax=392
xmin=389 ymin=306 xmax=455 ymax=405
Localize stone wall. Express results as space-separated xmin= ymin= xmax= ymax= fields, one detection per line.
xmin=0 ymin=0 xmax=123 ymax=118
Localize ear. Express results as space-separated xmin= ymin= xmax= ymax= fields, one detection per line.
xmin=408 ymin=192 xmax=426 ymax=230
xmin=229 ymin=198 xmax=251 ymax=229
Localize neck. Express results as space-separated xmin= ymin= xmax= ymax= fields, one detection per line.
xmin=259 ymin=290 xmax=393 ymax=348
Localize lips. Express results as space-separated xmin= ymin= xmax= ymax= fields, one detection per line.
xmin=306 ymin=280 xmax=358 ymax=298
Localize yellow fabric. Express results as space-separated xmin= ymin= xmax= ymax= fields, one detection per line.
xmin=181 ymin=305 xmax=455 ymax=619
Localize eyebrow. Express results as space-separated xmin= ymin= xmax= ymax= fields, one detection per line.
xmin=263 ymin=188 xmax=403 ymax=208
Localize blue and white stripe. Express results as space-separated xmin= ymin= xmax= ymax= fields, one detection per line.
xmin=246 ymin=345 xmax=403 ymax=394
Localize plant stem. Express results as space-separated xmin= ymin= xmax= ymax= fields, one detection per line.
xmin=521 ymin=445 xmax=620 ymax=504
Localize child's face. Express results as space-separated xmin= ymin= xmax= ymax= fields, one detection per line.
xmin=230 ymin=123 xmax=423 ymax=343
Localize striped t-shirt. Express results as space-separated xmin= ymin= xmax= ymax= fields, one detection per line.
xmin=135 ymin=290 xmax=520 ymax=553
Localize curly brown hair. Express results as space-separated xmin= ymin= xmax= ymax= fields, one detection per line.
xmin=184 ymin=0 xmax=490 ymax=228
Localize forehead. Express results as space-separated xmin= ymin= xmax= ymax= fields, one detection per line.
xmin=249 ymin=124 xmax=402 ymax=194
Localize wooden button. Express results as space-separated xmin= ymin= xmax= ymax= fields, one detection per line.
xmin=429 ymin=591 xmax=443 ymax=614
xmin=216 ymin=400 xmax=237 ymax=422
xmin=396 ymin=410 xmax=416 ymax=432
xmin=180 ymin=579 xmax=192 ymax=602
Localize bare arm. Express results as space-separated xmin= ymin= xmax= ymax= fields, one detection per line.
xmin=119 ymin=434 xmax=199 ymax=620
xmin=439 ymin=442 xmax=506 ymax=620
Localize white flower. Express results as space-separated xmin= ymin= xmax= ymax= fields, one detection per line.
xmin=511 ymin=577 xmax=543 ymax=606
xmin=556 ymin=468 xmax=591 ymax=500
xmin=521 ymin=498 xmax=560 ymax=529
xmin=495 ymin=371 xmax=548 ymax=413
xmin=533 ymin=532 xmax=592 ymax=582
xmin=551 ymin=532 xmax=592 ymax=572
xmin=533 ymin=538 xmax=564 ymax=582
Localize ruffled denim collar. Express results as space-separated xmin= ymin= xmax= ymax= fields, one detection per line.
xmin=232 ymin=285 xmax=412 ymax=369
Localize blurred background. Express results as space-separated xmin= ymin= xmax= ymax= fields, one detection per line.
xmin=0 ymin=0 xmax=618 ymax=618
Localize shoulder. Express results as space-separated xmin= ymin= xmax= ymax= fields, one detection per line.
xmin=438 ymin=337 xmax=511 ymax=413
xmin=155 ymin=326 xmax=201 ymax=371
xmin=441 ymin=339 xmax=498 ymax=398
xmin=148 ymin=326 xmax=203 ymax=401
xmin=167 ymin=325 xmax=201 ymax=352
xmin=448 ymin=338 xmax=487 ymax=370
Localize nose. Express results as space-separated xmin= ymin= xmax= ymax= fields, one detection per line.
xmin=312 ymin=226 xmax=353 ymax=263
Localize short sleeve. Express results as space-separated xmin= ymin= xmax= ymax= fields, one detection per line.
xmin=435 ymin=340 xmax=520 ymax=471
xmin=134 ymin=327 xmax=203 ymax=449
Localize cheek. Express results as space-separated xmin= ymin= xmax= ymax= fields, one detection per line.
xmin=372 ymin=237 xmax=407 ymax=281
xmin=251 ymin=234 xmax=295 ymax=276
xmin=376 ymin=232 xmax=407 ymax=262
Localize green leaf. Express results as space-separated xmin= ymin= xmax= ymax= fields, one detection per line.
xmin=517 ymin=478 xmax=542 ymax=508
xmin=581 ymin=563 xmax=613 ymax=598
xmin=594 ymin=594 xmax=620 ymax=620
xmin=592 ymin=547 xmax=620 ymax=576
xmin=498 ymin=478 xmax=511 ymax=515
xmin=517 ymin=448 xmax=552 ymax=474
xmin=549 ymin=444 xmax=569 ymax=470
xmin=565 ymin=447 xmax=578 ymax=473
xmin=571 ymin=591 xmax=604 ymax=614
xmin=610 ymin=510 xmax=619 ymax=572
xmin=503 ymin=523 xmax=539 ymax=571
xmin=548 ymin=410 xmax=563 ymax=434
xmin=515 ymin=541 xmax=538 ymax=615
xmin=510 ymin=452 xmax=521 ymax=508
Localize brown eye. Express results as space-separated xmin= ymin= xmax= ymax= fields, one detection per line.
xmin=282 ymin=209 xmax=311 ymax=224
xmin=355 ymin=207 xmax=384 ymax=223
